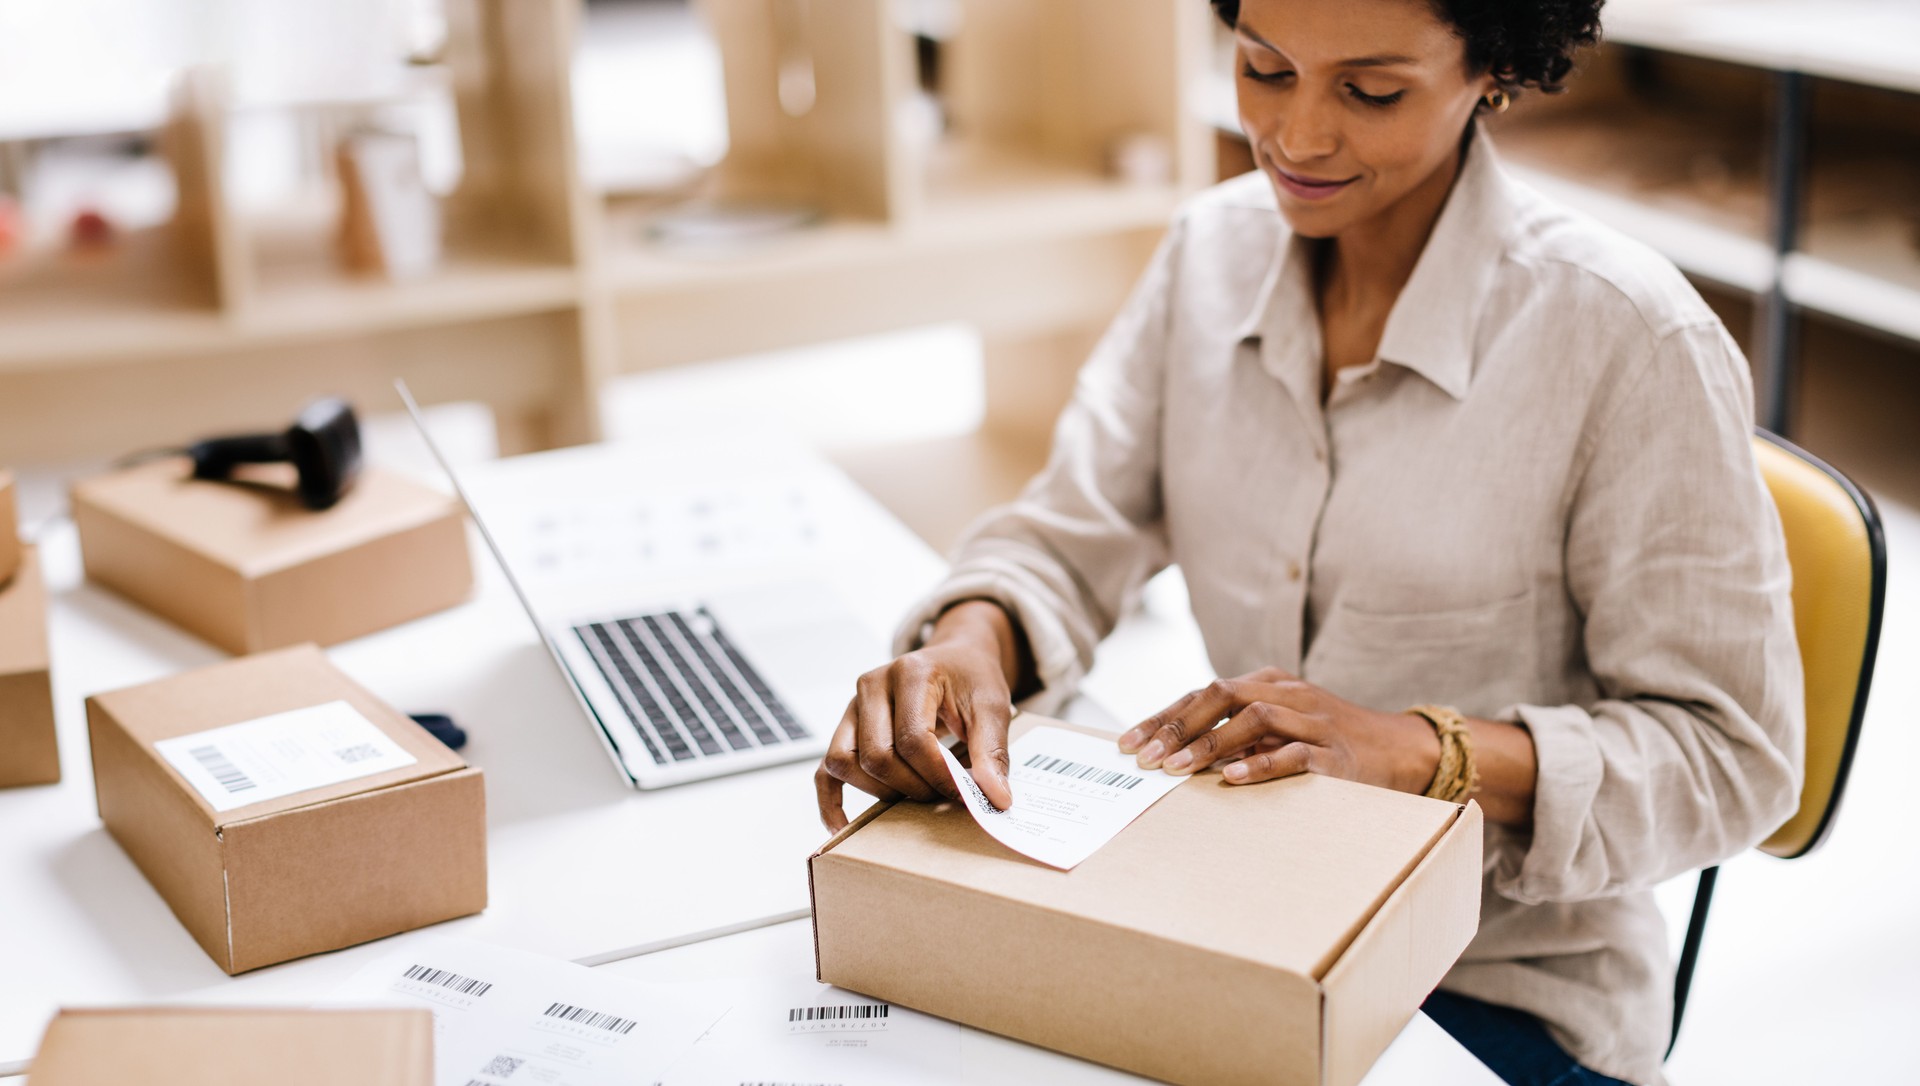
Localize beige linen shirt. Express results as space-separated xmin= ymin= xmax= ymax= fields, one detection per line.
xmin=894 ymin=127 xmax=1803 ymax=1085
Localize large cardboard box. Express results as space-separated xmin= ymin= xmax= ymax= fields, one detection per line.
xmin=0 ymin=544 xmax=59 ymax=788
xmin=72 ymin=459 xmax=472 ymax=655
xmin=810 ymin=716 xmax=1483 ymax=1086
xmin=28 ymin=1007 xmax=433 ymax=1085
xmin=87 ymin=644 xmax=488 ymax=974
xmin=0 ymin=468 xmax=20 ymax=586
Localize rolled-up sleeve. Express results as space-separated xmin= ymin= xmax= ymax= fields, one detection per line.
xmin=1497 ymin=321 xmax=1805 ymax=906
xmin=891 ymin=221 xmax=1184 ymax=713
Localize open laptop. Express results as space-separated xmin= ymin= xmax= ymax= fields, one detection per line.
xmin=398 ymin=381 xmax=883 ymax=789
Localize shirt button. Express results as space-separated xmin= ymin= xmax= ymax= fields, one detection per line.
xmin=1287 ymin=561 xmax=1303 ymax=582
xmin=1313 ymin=448 xmax=1326 ymax=464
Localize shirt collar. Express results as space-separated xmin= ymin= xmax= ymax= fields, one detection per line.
xmin=1235 ymin=123 xmax=1516 ymax=402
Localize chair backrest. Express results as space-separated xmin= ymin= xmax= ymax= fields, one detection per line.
xmin=1751 ymin=430 xmax=1885 ymax=858
xmin=1670 ymin=431 xmax=1885 ymax=1056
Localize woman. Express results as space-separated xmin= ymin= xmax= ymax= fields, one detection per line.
xmin=814 ymin=0 xmax=1803 ymax=1082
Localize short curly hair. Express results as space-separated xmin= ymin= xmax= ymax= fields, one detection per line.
xmin=1209 ymin=0 xmax=1604 ymax=96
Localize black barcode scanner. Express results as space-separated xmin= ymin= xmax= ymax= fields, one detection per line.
xmin=189 ymin=397 xmax=363 ymax=510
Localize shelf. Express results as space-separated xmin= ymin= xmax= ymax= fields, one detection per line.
xmin=246 ymin=244 xmax=580 ymax=341
xmin=0 ymin=227 xmax=226 ymax=370
xmin=1786 ymin=218 xmax=1920 ymax=343
xmin=1605 ymin=0 xmax=1920 ymax=96
xmin=606 ymin=144 xmax=1178 ymax=296
xmin=0 ymin=240 xmax=580 ymax=371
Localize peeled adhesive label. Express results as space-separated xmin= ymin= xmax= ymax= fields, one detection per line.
xmin=938 ymin=724 xmax=1186 ymax=869
xmin=153 ymin=700 xmax=418 ymax=813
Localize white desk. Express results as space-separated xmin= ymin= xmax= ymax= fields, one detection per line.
xmin=0 ymin=438 xmax=1496 ymax=1084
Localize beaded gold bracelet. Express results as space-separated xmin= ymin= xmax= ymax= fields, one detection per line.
xmin=1407 ymin=704 xmax=1480 ymax=803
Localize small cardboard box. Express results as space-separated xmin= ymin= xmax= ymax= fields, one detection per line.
xmin=0 ymin=468 xmax=20 ymax=586
xmin=72 ymin=459 xmax=472 ymax=655
xmin=810 ymin=716 xmax=1483 ymax=1086
xmin=28 ymin=1007 xmax=434 ymax=1085
xmin=87 ymin=644 xmax=488 ymax=974
xmin=0 ymin=544 xmax=59 ymax=788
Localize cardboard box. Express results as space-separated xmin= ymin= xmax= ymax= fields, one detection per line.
xmin=28 ymin=1007 xmax=433 ymax=1085
xmin=87 ymin=644 xmax=488 ymax=974
xmin=0 ymin=468 xmax=19 ymax=586
xmin=810 ymin=716 xmax=1483 ymax=1086
xmin=72 ymin=459 xmax=472 ymax=655
xmin=0 ymin=544 xmax=59 ymax=788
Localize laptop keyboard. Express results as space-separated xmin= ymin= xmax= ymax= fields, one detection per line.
xmin=572 ymin=608 xmax=809 ymax=765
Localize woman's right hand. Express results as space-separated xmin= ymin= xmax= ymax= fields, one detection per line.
xmin=814 ymin=600 xmax=1022 ymax=832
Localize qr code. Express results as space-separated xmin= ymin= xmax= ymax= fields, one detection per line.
xmin=334 ymin=744 xmax=381 ymax=764
xmin=480 ymin=1054 xmax=524 ymax=1078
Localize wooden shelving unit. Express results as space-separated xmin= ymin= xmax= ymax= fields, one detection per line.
xmin=1488 ymin=0 xmax=1920 ymax=434
xmin=0 ymin=0 xmax=1215 ymax=464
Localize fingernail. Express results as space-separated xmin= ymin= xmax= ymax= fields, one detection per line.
xmin=1117 ymin=730 xmax=1143 ymax=753
xmin=1137 ymin=740 xmax=1165 ymax=766
xmin=1224 ymin=763 xmax=1249 ymax=783
xmin=1164 ymin=750 xmax=1192 ymax=772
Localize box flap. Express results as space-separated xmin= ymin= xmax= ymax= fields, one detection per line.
xmin=28 ymin=1007 xmax=434 ymax=1085
xmin=1319 ymin=801 xmax=1483 ymax=1086
xmin=825 ymin=715 xmax=1461 ymax=980
xmin=70 ymin=460 xmax=460 ymax=576
xmin=87 ymin=644 xmax=466 ymax=827
xmin=0 ymin=544 xmax=49 ymax=675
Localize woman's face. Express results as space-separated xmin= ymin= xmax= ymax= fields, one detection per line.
xmin=1233 ymin=0 xmax=1496 ymax=238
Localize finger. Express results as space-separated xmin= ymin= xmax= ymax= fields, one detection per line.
xmin=1162 ymin=701 xmax=1303 ymax=775
xmin=955 ymin=687 xmax=1013 ymax=811
xmin=1205 ymin=733 xmax=1286 ymax=769
xmin=1131 ymin=678 xmax=1272 ymax=768
xmin=1118 ymin=686 xmax=1203 ymax=753
xmin=819 ymin=700 xmax=900 ymax=829
xmin=1222 ymin=741 xmax=1315 ymax=785
xmin=1245 ymin=665 xmax=1300 ymax=684
xmin=891 ymin=662 xmax=960 ymax=801
xmin=815 ymin=764 xmax=848 ymax=833
xmin=854 ymin=669 xmax=942 ymax=802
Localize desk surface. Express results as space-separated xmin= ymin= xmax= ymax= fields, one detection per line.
xmin=0 ymin=438 xmax=1494 ymax=1084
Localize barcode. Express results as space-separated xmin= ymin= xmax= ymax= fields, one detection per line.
xmin=335 ymin=743 xmax=380 ymax=764
xmin=189 ymin=745 xmax=255 ymax=794
xmin=402 ymin=963 xmax=494 ymax=997
xmin=787 ymin=1004 xmax=888 ymax=1023
xmin=543 ymin=1002 xmax=637 ymax=1035
xmin=480 ymin=1054 xmax=524 ymax=1078
xmin=1022 ymin=754 xmax=1143 ymax=790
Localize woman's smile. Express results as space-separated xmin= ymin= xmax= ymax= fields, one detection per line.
xmin=1270 ymin=162 xmax=1360 ymax=201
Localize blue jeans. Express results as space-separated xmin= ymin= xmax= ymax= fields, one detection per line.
xmin=1421 ymin=990 xmax=1637 ymax=1086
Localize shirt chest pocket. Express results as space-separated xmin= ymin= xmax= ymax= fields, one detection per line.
xmin=1303 ymin=588 xmax=1539 ymax=717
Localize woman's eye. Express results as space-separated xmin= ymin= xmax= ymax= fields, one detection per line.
xmin=1348 ymin=86 xmax=1406 ymax=107
xmin=1240 ymin=62 xmax=1291 ymax=84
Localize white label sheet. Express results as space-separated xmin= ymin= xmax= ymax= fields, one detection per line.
xmin=153 ymin=700 xmax=417 ymax=813
xmin=323 ymin=936 xmax=730 ymax=1086
xmin=938 ymin=724 xmax=1186 ymax=870
xmin=655 ymin=978 xmax=961 ymax=1086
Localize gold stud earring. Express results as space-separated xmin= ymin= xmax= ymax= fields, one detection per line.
xmin=1482 ymin=88 xmax=1511 ymax=113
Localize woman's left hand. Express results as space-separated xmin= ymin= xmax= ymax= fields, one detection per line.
xmin=1118 ymin=667 xmax=1442 ymax=792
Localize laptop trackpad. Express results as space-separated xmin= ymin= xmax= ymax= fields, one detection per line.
xmin=699 ymin=582 xmax=890 ymax=735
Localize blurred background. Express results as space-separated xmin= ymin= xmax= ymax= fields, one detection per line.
xmin=0 ymin=0 xmax=1915 ymax=1080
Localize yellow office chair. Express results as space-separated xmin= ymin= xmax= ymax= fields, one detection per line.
xmin=1668 ymin=429 xmax=1887 ymax=1055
